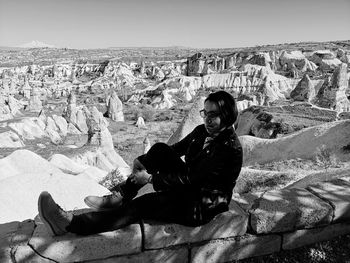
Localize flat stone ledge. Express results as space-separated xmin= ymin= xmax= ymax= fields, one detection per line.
xmin=143 ymin=201 xmax=248 ymax=249
xmin=250 ymin=188 xmax=333 ymax=234
xmin=190 ymin=234 xmax=281 ymax=263
xmin=307 ymin=179 xmax=350 ymax=222
xmin=231 ymin=191 xmax=264 ymax=212
xmin=283 ymin=222 xmax=350 ymax=250
xmin=88 ymin=247 xmax=188 ymax=263
xmin=28 ymin=222 xmax=142 ymax=263
xmin=0 ymin=220 xmax=37 ymax=263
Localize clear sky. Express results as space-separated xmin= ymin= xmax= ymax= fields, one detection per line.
xmin=0 ymin=0 xmax=349 ymax=49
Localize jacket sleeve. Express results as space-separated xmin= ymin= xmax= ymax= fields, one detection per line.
xmin=169 ymin=126 xmax=199 ymax=157
xmin=136 ymin=126 xmax=201 ymax=191
xmin=150 ymin=128 xmax=200 ymax=191
xmin=195 ymin=145 xmax=242 ymax=193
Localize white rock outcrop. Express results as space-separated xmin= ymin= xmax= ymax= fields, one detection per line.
xmin=315 ymin=63 xmax=350 ymax=112
xmin=106 ymin=91 xmax=124 ymax=121
xmin=290 ymin=74 xmax=315 ymax=102
xmin=241 ymin=120 xmax=350 ymax=166
xmin=167 ymin=96 xmax=205 ymax=144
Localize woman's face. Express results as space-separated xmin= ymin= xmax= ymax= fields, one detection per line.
xmin=203 ymin=100 xmax=223 ymax=135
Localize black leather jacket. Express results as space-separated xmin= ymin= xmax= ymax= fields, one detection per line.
xmin=147 ymin=124 xmax=243 ymax=222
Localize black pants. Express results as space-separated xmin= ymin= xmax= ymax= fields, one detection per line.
xmin=67 ymin=143 xmax=201 ymax=236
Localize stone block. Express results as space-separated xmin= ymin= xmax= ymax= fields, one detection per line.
xmin=307 ymin=179 xmax=350 ymax=222
xmin=191 ymin=234 xmax=281 ymax=263
xmin=231 ymin=192 xmax=263 ymax=212
xmin=143 ymin=202 xmax=248 ymax=249
xmin=283 ymin=222 xmax=350 ymax=250
xmin=340 ymin=176 xmax=350 ymax=183
xmin=29 ymin=222 xmax=142 ymax=263
xmin=5 ymin=220 xmax=51 ymax=263
xmin=14 ymin=245 xmax=52 ymax=263
xmin=250 ymin=188 xmax=333 ymax=234
xmin=0 ymin=222 xmax=18 ymax=263
xmin=89 ymin=247 xmax=188 ymax=263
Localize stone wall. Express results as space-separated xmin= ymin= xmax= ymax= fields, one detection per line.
xmin=2 ymin=176 xmax=350 ymax=262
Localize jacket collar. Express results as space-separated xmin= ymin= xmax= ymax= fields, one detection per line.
xmin=205 ymin=125 xmax=234 ymax=143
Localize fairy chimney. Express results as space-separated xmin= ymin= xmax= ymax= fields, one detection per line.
xmin=63 ymin=92 xmax=77 ymax=124
xmin=86 ymin=106 xmax=112 ymax=148
xmin=136 ymin=116 xmax=146 ymax=128
xmin=290 ymin=74 xmax=315 ymax=102
xmin=106 ymin=91 xmax=124 ymax=121
xmin=27 ymin=86 xmax=42 ymax=112
xmin=315 ymin=63 xmax=350 ymax=112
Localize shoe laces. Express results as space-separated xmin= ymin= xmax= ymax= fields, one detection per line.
xmin=102 ymin=192 xmax=122 ymax=201
xmin=54 ymin=202 xmax=73 ymax=222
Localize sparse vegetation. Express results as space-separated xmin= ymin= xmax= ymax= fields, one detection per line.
xmin=98 ymin=168 xmax=125 ymax=190
xmin=129 ymin=104 xmax=156 ymax=122
xmin=314 ymin=145 xmax=340 ymax=170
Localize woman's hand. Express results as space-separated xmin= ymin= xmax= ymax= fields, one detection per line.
xmin=129 ymin=158 xmax=152 ymax=185
xmin=130 ymin=170 xmax=152 ymax=185
xmin=132 ymin=158 xmax=146 ymax=174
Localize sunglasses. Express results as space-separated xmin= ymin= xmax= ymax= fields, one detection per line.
xmin=199 ymin=109 xmax=221 ymax=119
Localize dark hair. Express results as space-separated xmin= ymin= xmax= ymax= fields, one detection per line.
xmin=205 ymin=90 xmax=238 ymax=127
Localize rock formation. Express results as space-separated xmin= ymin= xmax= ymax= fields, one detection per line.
xmin=248 ymin=53 xmax=272 ymax=69
xmin=152 ymin=90 xmax=176 ymax=109
xmin=0 ymin=149 xmax=110 ymax=223
xmin=0 ymin=131 xmax=25 ymax=148
xmin=310 ymin=50 xmax=342 ymax=71
xmin=27 ymin=86 xmax=42 ymax=112
xmin=143 ymin=136 xmax=151 ymax=154
xmin=154 ymin=68 xmax=165 ymax=82
xmin=241 ymin=120 xmax=350 ymax=166
xmin=106 ymin=91 xmax=124 ymax=121
xmin=337 ymin=48 xmax=350 ymax=63
xmin=167 ymin=95 xmax=205 ymax=144
xmin=235 ymin=107 xmax=278 ymax=139
xmin=315 ymin=63 xmax=350 ymax=112
xmin=63 ymin=91 xmax=77 ymax=124
xmin=135 ymin=116 xmax=146 ymax=128
xmin=187 ymin=53 xmax=206 ymax=76
xmin=22 ymin=76 xmax=31 ymax=99
xmin=279 ymin=50 xmax=316 ymax=72
xmin=85 ymin=106 xmax=129 ymax=174
xmin=2 ymin=79 xmax=10 ymax=95
xmin=62 ymin=92 xmax=89 ymax=133
xmin=290 ymin=74 xmax=315 ymax=102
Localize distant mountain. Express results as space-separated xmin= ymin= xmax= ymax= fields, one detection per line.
xmin=17 ymin=40 xmax=56 ymax=48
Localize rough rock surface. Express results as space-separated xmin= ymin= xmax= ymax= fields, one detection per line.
xmin=106 ymin=91 xmax=124 ymax=121
xmin=27 ymin=86 xmax=42 ymax=112
xmin=0 ymin=131 xmax=25 ymax=148
xmin=315 ymin=63 xmax=350 ymax=112
xmin=167 ymin=95 xmax=205 ymax=144
xmin=236 ymin=107 xmax=277 ymax=138
xmin=63 ymin=91 xmax=77 ymax=124
xmin=85 ymin=106 xmax=130 ymax=174
xmin=135 ymin=116 xmax=146 ymax=128
xmin=236 ymin=103 xmax=337 ymax=138
xmin=241 ymin=120 xmax=350 ymax=166
xmin=250 ymin=188 xmax=333 ymax=233
xmin=290 ymin=74 xmax=316 ymax=102
xmin=0 ymin=149 xmax=110 ymax=223
xmin=310 ymin=50 xmax=342 ymax=71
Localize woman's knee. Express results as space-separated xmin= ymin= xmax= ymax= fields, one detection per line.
xmin=149 ymin=142 xmax=170 ymax=153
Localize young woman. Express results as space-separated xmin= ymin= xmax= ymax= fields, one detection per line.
xmin=38 ymin=90 xmax=243 ymax=236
